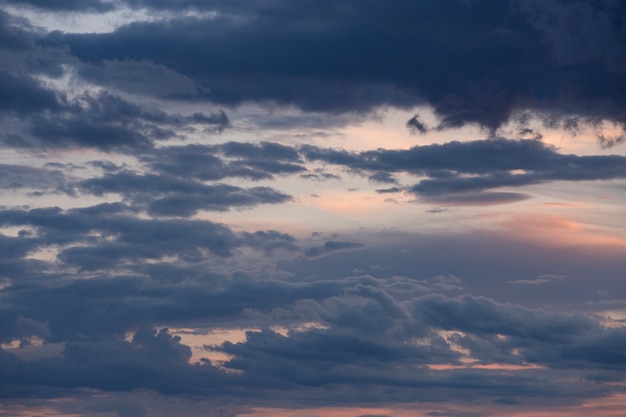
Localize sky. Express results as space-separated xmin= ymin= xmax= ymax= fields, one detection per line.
xmin=0 ymin=1 xmax=625 ymax=416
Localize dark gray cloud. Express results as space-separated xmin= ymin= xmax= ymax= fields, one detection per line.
xmin=56 ymin=141 xmax=301 ymax=217
xmin=1 ymin=220 xmax=624 ymax=408
xmin=90 ymin=137 xmax=623 ymax=206
xmin=79 ymin=60 xmax=209 ymax=99
xmin=143 ymin=142 xmax=305 ymax=182
xmin=0 ymin=71 xmax=60 ymax=115
xmin=0 ymin=164 xmax=66 ymax=190
xmin=3 ymin=0 xmax=114 ymax=11
xmin=0 ymin=82 xmax=229 ymax=150
xmin=23 ymin=92 xmax=228 ymax=150
xmin=29 ymin=0 xmax=626 ymax=140
xmin=411 ymin=294 xmax=595 ymax=343
xmin=1 ymin=1 xmax=625 ymax=414
xmin=368 ymin=171 xmax=397 ymax=184
xmin=0 ymin=205 xmax=297 ymax=276
xmin=305 ymin=240 xmax=366 ymax=258
xmin=410 ymin=294 xmax=626 ymax=370
xmin=4 ymin=0 xmax=626 ymax=150
xmin=301 ymin=138 xmax=626 ymax=198
xmin=209 ymin=290 xmax=624 ymax=405
xmin=407 ymin=114 xmax=429 ymax=134
xmin=76 ymin=170 xmax=291 ymax=216
xmin=0 ymin=13 xmax=229 ymax=150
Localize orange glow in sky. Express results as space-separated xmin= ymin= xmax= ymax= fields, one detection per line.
xmin=244 ymin=394 xmax=626 ymax=417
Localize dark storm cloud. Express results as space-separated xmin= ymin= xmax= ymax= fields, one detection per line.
xmin=0 ymin=84 xmax=228 ymax=150
xmin=78 ymin=60 xmax=209 ymax=99
xmin=23 ymin=92 xmax=228 ymax=150
xmin=301 ymin=138 xmax=626 ymax=197
xmin=32 ymin=0 xmax=626 ymax=139
xmin=0 ymin=15 xmax=229 ymax=150
xmin=0 ymin=71 xmax=60 ymax=115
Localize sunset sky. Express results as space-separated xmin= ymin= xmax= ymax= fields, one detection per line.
xmin=1 ymin=1 xmax=625 ymax=416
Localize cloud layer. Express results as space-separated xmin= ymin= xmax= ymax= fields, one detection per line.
xmin=1 ymin=1 xmax=625 ymax=416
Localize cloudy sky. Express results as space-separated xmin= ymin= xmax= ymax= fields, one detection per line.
xmin=1 ymin=1 xmax=626 ymax=416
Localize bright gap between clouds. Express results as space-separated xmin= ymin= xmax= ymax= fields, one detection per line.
xmin=245 ymin=393 xmax=626 ymax=417
xmin=4 ymin=4 xmax=219 ymax=34
xmin=165 ymin=325 xmax=548 ymax=373
xmin=164 ymin=323 xmax=329 ymax=367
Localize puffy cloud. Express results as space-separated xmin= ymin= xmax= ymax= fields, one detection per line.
xmin=0 ymin=235 xmax=624 ymax=407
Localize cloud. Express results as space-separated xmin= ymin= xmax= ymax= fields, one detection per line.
xmin=0 ymin=14 xmax=229 ymax=150
xmin=207 ymin=289 xmax=624 ymax=405
xmin=0 ymin=71 xmax=60 ymax=115
xmin=24 ymin=92 xmax=229 ymax=150
xmin=0 ymin=1 xmax=625 ymax=414
xmin=508 ymin=274 xmax=568 ymax=285
xmin=0 ymin=164 xmax=66 ymax=190
xmin=1 ymin=242 xmax=624 ymax=407
xmin=143 ymin=142 xmax=305 ymax=182
xmin=425 ymin=208 xmax=448 ymax=214
xmin=1 ymin=81 xmax=229 ymax=149
xmin=420 ymin=191 xmax=530 ymax=206
xmin=3 ymin=0 xmax=114 ymax=11
xmin=305 ymin=240 xmax=366 ymax=258
xmin=407 ymin=114 xmax=429 ymax=134
xmin=87 ymin=401 xmax=148 ymax=417
xmin=410 ymin=294 xmax=596 ymax=342
xmin=29 ymin=0 xmax=626 ymax=138
xmin=368 ymin=171 xmax=397 ymax=184
xmin=0 ymin=205 xmax=298 ymax=277
xmin=79 ymin=59 xmax=208 ymax=99
xmin=76 ymin=171 xmax=292 ymax=216
xmin=301 ymin=138 xmax=626 ymax=198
